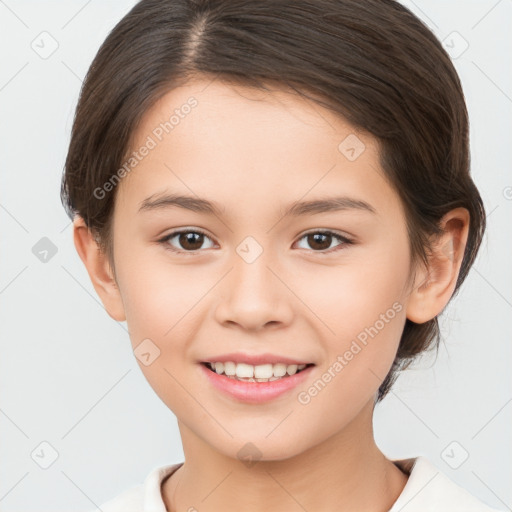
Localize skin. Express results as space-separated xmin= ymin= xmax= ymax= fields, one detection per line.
xmin=74 ymin=77 xmax=469 ymax=512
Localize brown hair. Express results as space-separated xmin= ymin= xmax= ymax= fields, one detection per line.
xmin=61 ymin=0 xmax=486 ymax=402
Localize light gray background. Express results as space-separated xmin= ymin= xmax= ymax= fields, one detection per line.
xmin=0 ymin=1 xmax=511 ymax=511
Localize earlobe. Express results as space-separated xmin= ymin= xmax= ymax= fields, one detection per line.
xmin=72 ymin=216 xmax=126 ymax=322
xmin=405 ymin=208 xmax=470 ymax=324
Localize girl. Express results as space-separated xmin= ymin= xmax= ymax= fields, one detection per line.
xmin=61 ymin=0 xmax=502 ymax=510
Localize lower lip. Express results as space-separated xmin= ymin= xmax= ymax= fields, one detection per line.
xmin=199 ymin=363 xmax=314 ymax=404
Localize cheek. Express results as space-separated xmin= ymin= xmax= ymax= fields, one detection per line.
xmin=114 ymin=252 xmax=203 ymax=409
xmin=294 ymin=240 xmax=408 ymax=338
xmin=340 ymin=244 xmax=408 ymax=358
xmin=115 ymin=248 xmax=217 ymax=375
xmin=117 ymin=247 xmax=202 ymax=332
xmin=294 ymin=241 xmax=408 ymax=398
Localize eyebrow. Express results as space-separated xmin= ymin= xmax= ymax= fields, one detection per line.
xmin=138 ymin=193 xmax=377 ymax=217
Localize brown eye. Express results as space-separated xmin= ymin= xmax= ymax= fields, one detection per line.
xmin=306 ymin=233 xmax=332 ymax=251
xmin=177 ymin=232 xmax=205 ymax=251
xmin=160 ymin=229 xmax=215 ymax=253
xmin=295 ymin=231 xmax=353 ymax=253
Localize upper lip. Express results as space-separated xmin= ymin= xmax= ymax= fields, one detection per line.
xmin=201 ymin=352 xmax=315 ymax=366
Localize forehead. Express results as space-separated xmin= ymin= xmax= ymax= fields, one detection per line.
xmin=116 ymin=78 xmax=401 ymax=223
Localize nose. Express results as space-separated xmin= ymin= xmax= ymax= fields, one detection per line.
xmin=214 ymin=248 xmax=294 ymax=332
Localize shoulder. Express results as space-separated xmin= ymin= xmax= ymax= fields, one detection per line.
xmin=84 ymin=462 xmax=183 ymax=512
xmin=390 ymin=456 xmax=504 ymax=512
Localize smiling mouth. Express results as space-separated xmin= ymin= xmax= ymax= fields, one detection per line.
xmin=201 ymin=361 xmax=315 ymax=382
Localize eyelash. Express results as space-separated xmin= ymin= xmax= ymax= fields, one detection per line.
xmin=157 ymin=228 xmax=354 ymax=256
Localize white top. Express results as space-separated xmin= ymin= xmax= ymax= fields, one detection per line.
xmin=88 ymin=456 xmax=503 ymax=512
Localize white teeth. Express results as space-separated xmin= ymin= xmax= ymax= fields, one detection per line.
xmin=273 ymin=363 xmax=287 ymax=377
xmin=207 ymin=361 xmax=309 ymax=379
xmin=287 ymin=364 xmax=298 ymax=376
xmin=223 ymin=361 xmax=236 ymax=376
xmin=236 ymin=363 xmax=254 ymax=378
xmin=254 ymin=363 xmax=273 ymax=379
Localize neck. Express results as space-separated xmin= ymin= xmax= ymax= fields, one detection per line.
xmin=163 ymin=399 xmax=408 ymax=512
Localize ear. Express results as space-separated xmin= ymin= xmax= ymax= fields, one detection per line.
xmin=73 ymin=216 xmax=126 ymax=322
xmin=406 ymin=207 xmax=470 ymax=324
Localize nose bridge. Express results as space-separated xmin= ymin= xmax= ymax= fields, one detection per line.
xmin=231 ymin=234 xmax=277 ymax=301
xmin=215 ymin=234 xmax=293 ymax=329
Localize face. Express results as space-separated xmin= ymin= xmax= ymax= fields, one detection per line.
xmin=107 ymin=78 xmax=415 ymax=460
